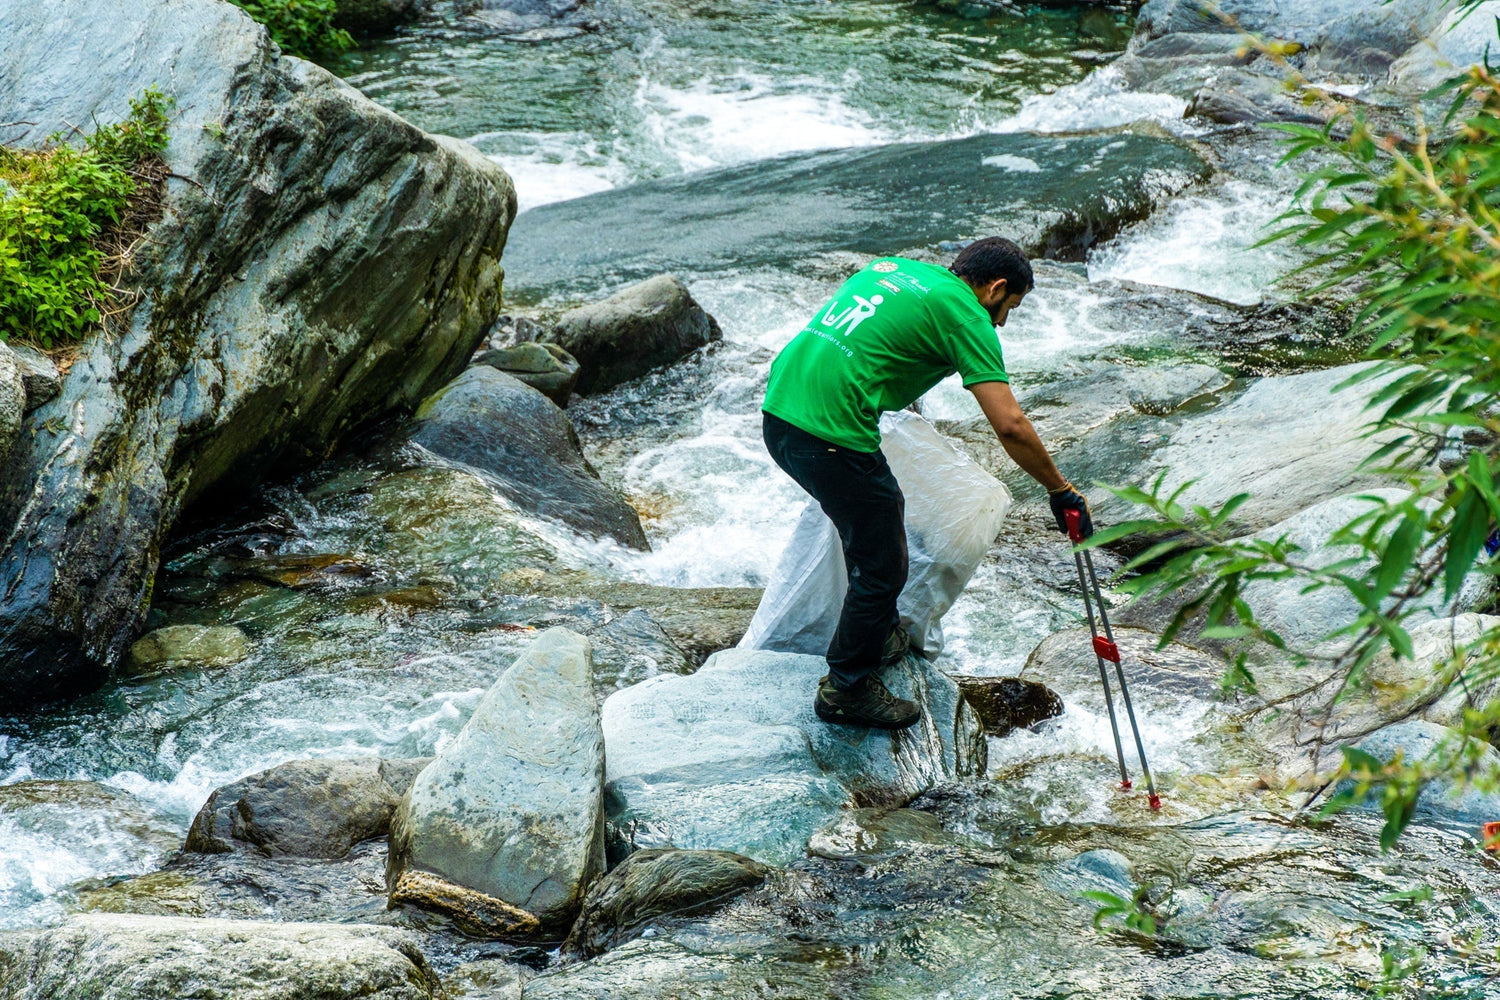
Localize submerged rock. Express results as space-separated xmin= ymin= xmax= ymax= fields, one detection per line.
xmin=806 ymin=806 xmax=970 ymax=862
xmin=123 ymin=624 xmax=250 ymax=678
xmin=546 ymin=274 xmax=723 ymax=395
xmin=387 ymin=628 xmax=605 ymax=931
xmin=473 ymin=341 xmax=580 ymax=406
xmin=1023 ymin=626 xmax=1230 ymax=703
xmin=562 ymin=848 xmax=768 ymax=959
xmin=601 ymin=649 xmax=985 ymax=865
xmin=504 ymin=131 xmax=1210 ymax=297
xmin=410 ymin=367 xmax=648 ymax=548
xmin=185 ymin=756 xmax=431 ymax=859
xmin=586 ymin=608 xmax=695 ymax=693
xmin=0 ymin=913 xmax=440 ymax=1000
xmin=0 ymin=0 xmax=515 ymax=708
xmin=467 ymin=0 xmax=602 ymax=39
xmin=952 ymin=675 xmax=1065 ymax=737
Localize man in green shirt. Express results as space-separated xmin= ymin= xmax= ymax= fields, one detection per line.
xmin=762 ymin=237 xmax=1093 ymax=730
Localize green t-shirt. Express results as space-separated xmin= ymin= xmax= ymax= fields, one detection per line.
xmin=762 ymin=257 xmax=1008 ymax=452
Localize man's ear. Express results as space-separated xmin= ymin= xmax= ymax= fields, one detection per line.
xmin=986 ymin=277 xmax=1009 ymax=302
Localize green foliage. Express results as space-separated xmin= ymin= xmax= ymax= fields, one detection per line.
xmin=1082 ymin=884 xmax=1167 ymax=939
xmin=1093 ymin=44 xmax=1500 ymax=846
xmin=228 ymin=0 xmax=354 ymax=59
xmin=0 ymin=88 xmax=172 ymax=348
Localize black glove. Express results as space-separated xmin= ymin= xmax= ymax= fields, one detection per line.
xmin=1048 ymin=482 xmax=1093 ymax=539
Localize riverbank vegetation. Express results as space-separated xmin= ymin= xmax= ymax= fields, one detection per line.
xmin=228 ymin=0 xmax=354 ymax=58
xmin=1098 ymin=51 xmax=1500 ymax=850
xmin=0 ymin=88 xmax=171 ymax=348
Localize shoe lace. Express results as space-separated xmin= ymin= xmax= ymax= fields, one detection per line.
xmin=862 ymin=677 xmax=900 ymax=708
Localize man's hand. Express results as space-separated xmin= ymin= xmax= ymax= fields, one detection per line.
xmin=1047 ymin=483 xmax=1093 ymax=538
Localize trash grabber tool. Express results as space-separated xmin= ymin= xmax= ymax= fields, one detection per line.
xmin=1066 ymin=509 xmax=1161 ymax=810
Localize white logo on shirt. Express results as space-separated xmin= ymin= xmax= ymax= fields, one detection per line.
xmin=819 ymin=294 xmax=884 ymax=335
xmin=872 ymin=261 xmax=898 ymax=273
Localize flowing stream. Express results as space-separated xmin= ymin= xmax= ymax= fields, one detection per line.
xmin=3 ymin=2 xmax=1497 ymax=994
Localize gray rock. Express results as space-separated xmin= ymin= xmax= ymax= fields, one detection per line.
xmin=952 ymin=675 xmax=1065 ymax=737
xmin=387 ymin=869 xmax=541 ymax=937
xmin=587 ymin=607 xmax=695 ymax=693
xmin=1187 ymin=67 xmax=1331 ymax=125
xmin=1132 ymin=0 xmax=1452 ymax=78
xmin=443 ymin=959 xmax=527 ymax=999
xmin=1390 ymin=2 xmax=1500 ymax=91
xmin=0 ymin=345 xmax=21 ymax=465
xmin=411 ymin=367 xmax=645 ymax=548
xmin=467 ymin=0 xmax=601 ymax=40
xmin=1344 ymin=720 xmax=1500 ymax=826
xmin=504 ymin=132 xmax=1210 ymax=299
xmin=1 ymin=340 xmax=59 ymax=410
xmin=333 ymin=0 xmax=421 ymax=36
xmin=185 ymin=756 xmax=432 ymax=859
xmin=562 ymin=848 xmax=769 ymax=959
xmin=473 ymin=341 xmax=580 ymax=407
xmin=546 ymin=275 xmax=723 ymax=395
xmin=0 ymin=0 xmax=516 ymax=708
xmin=0 ymin=913 xmax=439 ymax=1000
xmin=123 ymin=623 xmax=250 ymax=678
xmin=601 ymin=649 xmax=986 ymax=865
xmin=1096 ymin=364 xmax=1395 ymax=539
xmin=409 ymin=367 xmax=647 ymax=548
xmin=387 ymin=628 xmax=606 ymax=931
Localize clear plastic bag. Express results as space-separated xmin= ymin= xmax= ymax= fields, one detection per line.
xmin=740 ymin=410 xmax=1012 ymax=659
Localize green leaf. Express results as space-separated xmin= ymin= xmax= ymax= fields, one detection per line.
xmin=1445 ymin=487 xmax=1490 ymax=601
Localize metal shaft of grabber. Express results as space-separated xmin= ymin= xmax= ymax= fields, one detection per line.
xmin=1081 ymin=547 xmax=1161 ymax=810
xmin=1066 ymin=511 xmax=1130 ymax=789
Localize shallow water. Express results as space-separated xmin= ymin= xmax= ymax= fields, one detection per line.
xmin=5 ymin=2 xmax=1491 ymax=992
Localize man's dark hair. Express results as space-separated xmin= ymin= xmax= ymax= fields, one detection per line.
xmin=949 ymin=237 xmax=1034 ymax=295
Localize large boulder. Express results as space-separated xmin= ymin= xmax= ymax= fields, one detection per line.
xmin=185 ymin=756 xmax=431 ymax=859
xmin=0 ymin=0 xmax=515 ymax=708
xmin=387 ymin=628 xmax=606 ymax=931
xmin=1390 ymin=2 xmax=1500 ymax=91
xmin=562 ymin=848 xmax=769 ymax=959
xmin=1129 ymin=0 xmax=1453 ymax=79
xmin=409 ymin=367 xmax=648 ymax=548
xmin=601 ymin=649 xmax=986 ymax=865
xmin=1343 ymin=720 xmax=1500 ymax=826
xmin=0 ymin=914 xmax=439 ymax=1000
xmin=1096 ymin=364 xmax=1393 ymax=539
xmin=545 ymin=275 xmax=723 ymax=395
xmin=503 ymin=131 xmax=1210 ymax=297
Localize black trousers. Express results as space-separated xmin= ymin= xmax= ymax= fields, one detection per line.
xmin=762 ymin=412 xmax=908 ymax=689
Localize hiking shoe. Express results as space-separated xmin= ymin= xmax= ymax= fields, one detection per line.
xmin=814 ymin=674 xmax=921 ymax=730
xmin=880 ymin=626 xmax=911 ymax=667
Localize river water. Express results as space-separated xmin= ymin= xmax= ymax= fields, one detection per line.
xmin=2 ymin=1 xmax=1496 ymax=994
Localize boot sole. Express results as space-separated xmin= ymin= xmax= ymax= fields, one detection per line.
xmin=814 ymin=698 xmax=921 ymax=730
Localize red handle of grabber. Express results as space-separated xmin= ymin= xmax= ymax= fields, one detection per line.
xmin=1065 ymin=507 xmax=1084 ymax=544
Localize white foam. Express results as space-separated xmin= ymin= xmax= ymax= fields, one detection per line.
xmin=982 ymin=153 xmax=1042 ymax=172
xmin=988 ymin=66 xmax=1189 ymax=135
xmin=1087 ymin=179 xmax=1298 ymax=305
xmin=472 ymin=130 xmax=627 ymax=213
xmin=635 ymin=69 xmax=889 ymax=174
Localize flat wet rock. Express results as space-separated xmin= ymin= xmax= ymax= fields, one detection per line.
xmin=601 ymin=649 xmax=985 ymax=865
xmin=504 ymin=131 xmax=1211 ymax=299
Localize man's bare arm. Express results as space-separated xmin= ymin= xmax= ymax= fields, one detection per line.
xmin=968 ymin=380 xmax=1068 ymax=492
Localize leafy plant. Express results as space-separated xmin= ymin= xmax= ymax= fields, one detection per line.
xmin=228 ymin=0 xmax=355 ymax=59
xmin=1082 ymin=884 xmax=1165 ymax=938
xmin=0 ymin=88 xmax=172 ymax=347
xmin=1088 ymin=21 xmax=1500 ymax=844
